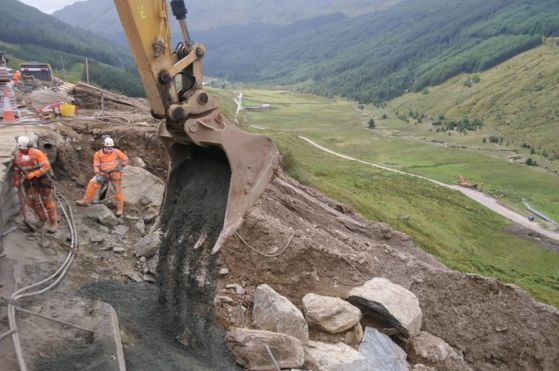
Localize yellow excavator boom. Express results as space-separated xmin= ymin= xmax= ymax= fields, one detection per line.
xmin=114 ymin=0 xmax=279 ymax=254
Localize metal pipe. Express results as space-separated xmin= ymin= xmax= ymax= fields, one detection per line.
xmin=15 ymin=307 xmax=93 ymax=334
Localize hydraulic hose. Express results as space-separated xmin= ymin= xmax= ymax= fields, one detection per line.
xmin=7 ymin=190 xmax=78 ymax=371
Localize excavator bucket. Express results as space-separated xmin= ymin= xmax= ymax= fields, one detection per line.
xmin=114 ymin=0 xmax=280 ymax=254
xmin=159 ymin=97 xmax=279 ymax=254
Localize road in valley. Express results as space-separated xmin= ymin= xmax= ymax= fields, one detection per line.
xmin=299 ymin=136 xmax=559 ymax=243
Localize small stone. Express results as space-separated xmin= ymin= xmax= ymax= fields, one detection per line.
xmin=219 ymin=267 xmax=230 ymax=276
xmin=89 ymin=234 xmax=105 ymax=243
xmin=112 ymin=246 xmax=125 ymax=253
xmin=125 ymin=271 xmax=143 ymax=282
xmin=225 ymin=328 xmax=304 ymax=370
xmin=146 ymin=255 xmax=159 ymax=275
xmin=131 ymin=156 xmax=146 ymax=168
xmin=134 ymin=219 xmax=146 ymax=234
xmin=112 ymin=225 xmax=129 ymax=237
xmin=305 ymin=341 xmax=370 ymax=371
xmin=143 ymin=274 xmax=156 ymax=283
xmin=408 ymin=331 xmax=473 ymax=371
xmin=302 ymin=293 xmax=361 ymax=334
xmin=226 ymin=284 xmax=246 ymax=296
xmin=134 ymin=232 xmax=161 ymax=258
xmin=85 ymin=204 xmax=118 ymax=226
xmin=215 ymin=295 xmax=234 ymax=305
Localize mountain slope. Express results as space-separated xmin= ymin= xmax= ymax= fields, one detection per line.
xmin=199 ymin=0 xmax=559 ymax=103
xmin=390 ymin=41 xmax=559 ymax=161
xmin=0 ymin=0 xmax=143 ymax=96
xmin=54 ymin=0 xmax=401 ymax=45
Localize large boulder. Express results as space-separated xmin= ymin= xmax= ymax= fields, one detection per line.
xmin=84 ymin=204 xmax=118 ymax=226
xmin=252 ymin=284 xmax=309 ymax=343
xmin=225 ymin=328 xmax=304 ymax=370
xmin=408 ymin=331 xmax=473 ymax=371
xmin=348 ymin=277 xmax=422 ymax=338
xmin=358 ymin=327 xmax=409 ymax=371
xmin=122 ymin=166 xmax=164 ymax=211
xmin=302 ymin=293 xmax=361 ymax=334
xmin=304 ymin=341 xmax=370 ymax=371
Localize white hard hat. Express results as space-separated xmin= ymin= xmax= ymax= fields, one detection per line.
xmin=17 ymin=136 xmax=31 ymax=149
xmin=103 ymin=136 xmax=115 ymax=147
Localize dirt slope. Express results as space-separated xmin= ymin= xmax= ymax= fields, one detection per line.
xmin=217 ymin=174 xmax=559 ymax=371
xmin=3 ymin=83 xmax=559 ymax=370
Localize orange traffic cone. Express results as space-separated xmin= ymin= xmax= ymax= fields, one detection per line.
xmin=2 ymin=87 xmax=16 ymax=123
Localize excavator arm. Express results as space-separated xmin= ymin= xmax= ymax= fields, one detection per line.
xmin=114 ymin=0 xmax=279 ymax=254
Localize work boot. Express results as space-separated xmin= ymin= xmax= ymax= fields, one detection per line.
xmin=116 ymin=201 xmax=124 ymax=217
xmin=47 ymin=221 xmax=58 ymax=234
xmin=76 ymin=200 xmax=89 ymax=206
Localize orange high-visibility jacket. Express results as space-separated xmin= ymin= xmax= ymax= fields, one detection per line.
xmin=12 ymin=149 xmax=51 ymax=183
xmin=93 ymin=149 xmax=129 ymax=174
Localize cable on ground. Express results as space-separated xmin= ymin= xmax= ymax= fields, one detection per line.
xmin=235 ymin=232 xmax=295 ymax=258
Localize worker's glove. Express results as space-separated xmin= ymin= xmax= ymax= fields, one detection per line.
xmin=115 ymin=165 xmax=124 ymax=172
xmin=95 ymin=174 xmax=106 ymax=183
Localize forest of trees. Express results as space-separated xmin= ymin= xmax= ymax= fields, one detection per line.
xmin=200 ymin=0 xmax=559 ymax=103
xmin=0 ymin=0 xmax=143 ymax=96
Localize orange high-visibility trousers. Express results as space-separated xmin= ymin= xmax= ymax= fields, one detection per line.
xmin=25 ymin=182 xmax=57 ymax=225
xmin=81 ymin=172 xmax=124 ymax=212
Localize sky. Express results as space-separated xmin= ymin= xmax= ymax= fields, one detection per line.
xmin=19 ymin=0 xmax=80 ymax=14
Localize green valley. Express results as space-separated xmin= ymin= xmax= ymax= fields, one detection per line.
xmin=209 ymin=86 xmax=559 ymax=307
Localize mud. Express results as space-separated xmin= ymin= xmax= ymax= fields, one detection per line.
xmin=157 ymin=145 xmax=231 ymax=364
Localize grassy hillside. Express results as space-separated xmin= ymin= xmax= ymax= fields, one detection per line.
xmin=54 ymin=0 xmax=400 ymax=45
xmin=201 ymin=0 xmax=559 ymax=103
xmin=0 ymin=0 xmax=143 ymax=96
xmin=207 ymin=87 xmax=559 ymax=307
xmin=388 ymin=42 xmax=559 ymax=172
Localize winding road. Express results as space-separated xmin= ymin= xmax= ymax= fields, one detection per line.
xmin=299 ymin=136 xmax=559 ymax=243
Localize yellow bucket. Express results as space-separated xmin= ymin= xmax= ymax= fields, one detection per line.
xmin=60 ymin=103 xmax=76 ymax=117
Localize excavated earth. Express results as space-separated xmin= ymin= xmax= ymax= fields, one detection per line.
xmin=1 ymin=86 xmax=559 ymax=370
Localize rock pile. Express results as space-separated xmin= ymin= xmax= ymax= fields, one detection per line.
xmin=224 ymin=279 xmax=456 ymax=370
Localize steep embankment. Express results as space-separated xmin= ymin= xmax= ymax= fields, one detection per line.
xmin=390 ymin=41 xmax=559 ymax=164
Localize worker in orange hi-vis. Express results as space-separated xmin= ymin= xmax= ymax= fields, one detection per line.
xmin=12 ymin=136 xmax=58 ymax=233
xmin=12 ymin=70 xmax=21 ymax=82
xmin=76 ymin=136 xmax=129 ymax=216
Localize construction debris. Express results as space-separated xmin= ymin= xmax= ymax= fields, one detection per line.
xmin=71 ymin=83 xmax=150 ymax=111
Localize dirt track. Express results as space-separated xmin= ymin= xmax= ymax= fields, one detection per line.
xmin=299 ymin=135 xmax=559 ymax=243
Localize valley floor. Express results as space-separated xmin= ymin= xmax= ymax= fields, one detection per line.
xmin=209 ymin=87 xmax=559 ymax=307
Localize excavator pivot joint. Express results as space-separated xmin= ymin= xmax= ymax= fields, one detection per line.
xmin=159 ymin=70 xmax=173 ymax=84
